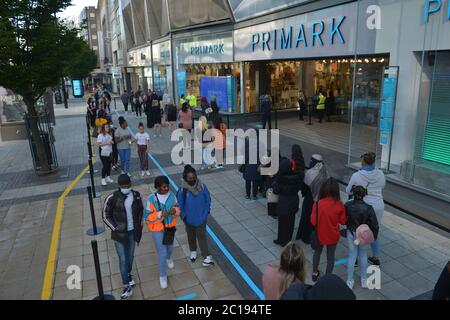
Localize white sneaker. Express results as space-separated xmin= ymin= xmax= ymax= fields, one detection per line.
xmin=129 ymin=274 xmax=136 ymax=287
xmin=202 ymin=255 xmax=214 ymax=267
xmin=167 ymin=259 xmax=174 ymax=269
xmin=361 ymin=279 xmax=368 ymax=289
xmin=127 ymin=173 xmax=132 ymax=177
xmin=346 ymin=280 xmax=354 ymax=290
xmin=106 ymin=176 xmax=114 ymax=183
xmin=140 ymin=171 xmax=145 ymax=177
xmin=145 ymin=170 xmax=151 ymax=176
xmin=190 ymin=251 xmax=197 ymax=262
xmin=159 ymin=276 xmax=168 ymax=289
xmin=101 ymin=179 xmax=107 ymax=186
xmin=121 ymin=170 xmax=125 ymax=175
xmin=120 ymin=286 xmax=133 ymax=300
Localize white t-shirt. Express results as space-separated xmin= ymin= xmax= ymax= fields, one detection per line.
xmin=97 ymin=133 xmax=113 ymax=156
xmin=134 ymin=132 xmax=150 ymax=146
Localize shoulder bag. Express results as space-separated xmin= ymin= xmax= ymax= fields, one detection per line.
xmin=155 ymin=193 xmax=176 ymax=245
xmin=310 ymin=201 xmax=321 ymax=251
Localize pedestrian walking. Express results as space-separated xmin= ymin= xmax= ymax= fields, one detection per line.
xmin=134 ymin=123 xmax=151 ymax=177
xmin=96 ymin=124 xmax=114 ymax=186
xmin=134 ymin=93 xmax=142 ymax=118
xmin=129 ymin=90 xmax=135 ymax=113
xmin=346 ymin=152 xmax=386 ymax=266
xmin=345 ymin=185 xmax=379 ymax=290
xmin=166 ymin=98 xmax=178 ymax=133
xmin=273 ymin=158 xmax=303 ymax=247
xmin=144 ymin=176 xmax=180 ymax=289
xmin=102 ymin=174 xmax=143 ymax=300
xmin=311 ymin=178 xmax=346 ymax=282
xmin=178 ymin=165 xmax=214 ymax=267
xmin=115 ymin=117 xmax=132 ymax=176
xmin=262 ymin=243 xmax=307 ymax=300
xmin=296 ymin=154 xmax=329 ymax=243
xmin=197 ymin=116 xmax=212 ymax=170
xmin=121 ymin=90 xmax=130 ymax=113
xmin=297 ymin=91 xmax=307 ymax=121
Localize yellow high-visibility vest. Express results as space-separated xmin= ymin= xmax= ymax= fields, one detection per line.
xmin=317 ymin=94 xmax=326 ymax=110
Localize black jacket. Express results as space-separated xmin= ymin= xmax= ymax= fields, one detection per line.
xmin=273 ymin=159 xmax=303 ymax=214
xmin=103 ymin=190 xmax=144 ymax=245
xmin=345 ymin=200 xmax=379 ymax=239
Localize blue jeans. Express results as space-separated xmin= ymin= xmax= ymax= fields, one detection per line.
xmin=114 ymin=230 xmax=136 ymax=286
xmin=347 ymin=230 xmax=369 ymax=284
xmin=118 ymin=148 xmax=131 ymax=173
xmin=152 ymin=231 xmax=173 ymax=277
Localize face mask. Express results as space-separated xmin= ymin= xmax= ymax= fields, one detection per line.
xmin=187 ymin=180 xmax=196 ymax=186
xmin=120 ymin=188 xmax=131 ymax=195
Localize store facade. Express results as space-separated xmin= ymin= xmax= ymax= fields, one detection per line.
xmin=172 ymin=30 xmax=241 ymax=112
xmin=233 ymin=0 xmax=450 ymax=198
xmin=126 ymin=44 xmax=152 ymax=92
xmin=152 ymin=39 xmax=173 ymax=97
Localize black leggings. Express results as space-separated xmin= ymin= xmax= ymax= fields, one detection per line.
xmin=245 ymin=180 xmax=260 ymax=198
xmin=100 ymin=156 xmax=111 ymax=178
xmin=135 ymin=103 xmax=142 ymax=117
xmin=313 ymin=244 xmax=337 ymax=274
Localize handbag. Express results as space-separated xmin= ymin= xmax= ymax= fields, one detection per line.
xmin=155 ymin=193 xmax=176 ymax=246
xmin=238 ymin=164 xmax=245 ymax=173
xmin=266 ymin=188 xmax=279 ymax=203
xmin=310 ymin=201 xmax=321 ymax=251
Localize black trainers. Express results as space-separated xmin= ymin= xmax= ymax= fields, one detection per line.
xmin=120 ymin=286 xmax=133 ymax=300
xmin=368 ymin=257 xmax=381 ymax=266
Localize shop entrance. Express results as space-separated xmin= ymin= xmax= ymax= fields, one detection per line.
xmin=245 ymin=55 xmax=389 ymax=158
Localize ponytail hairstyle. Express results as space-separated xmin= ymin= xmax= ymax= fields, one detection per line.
xmin=351 ymin=185 xmax=368 ymax=201
xmin=279 ymin=243 xmax=307 ymax=294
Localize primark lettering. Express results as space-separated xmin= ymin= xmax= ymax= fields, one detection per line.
xmin=251 ymin=16 xmax=346 ymax=52
xmin=190 ymin=43 xmax=225 ymax=55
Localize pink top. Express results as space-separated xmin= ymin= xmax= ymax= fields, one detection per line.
xmin=178 ymin=109 xmax=193 ymax=129
xmin=262 ymin=264 xmax=284 ymax=300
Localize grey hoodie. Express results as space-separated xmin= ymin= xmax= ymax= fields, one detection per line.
xmin=346 ymin=169 xmax=386 ymax=215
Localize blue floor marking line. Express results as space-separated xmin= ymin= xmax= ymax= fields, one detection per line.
xmin=175 ymin=292 xmax=197 ymax=300
xmin=334 ymin=258 xmax=348 ymax=266
xmin=114 ymin=110 xmax=266 ymax=300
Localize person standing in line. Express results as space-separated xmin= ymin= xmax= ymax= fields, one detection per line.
xmin=311 ymin=178 xmax=346 ymax=282
xmin=242 ymin=135 xmax=262 ymax=200
xmin=316 ymin=89 xmax=326 ymax=123
xmin=151 ymin=98 xmax=162 ymax=137
xmin=144 ymin=176 xmax=180 ymax=289
xmin=96 ymin=124 xmax=114 ymax=186
xmin=298 ymin=91 xmax=307 ymax=121
xmin=346 ymin=152 xmax=386 ymax=266
xmin=197 ymin=116 xmax=212 ymax=171
xmin=134 ymin=123 xmax=151 ymax=177
xmin=143 ymin=94 xmax=152 ymax=129
xmin=110 ymin=122 xmax=120 ymax=172
xmin=211 ymin=116 xmax=227 ymax=169
xmin=262 ymin=243 xmax=307 ymax=300
xmin=209 ymin=96 xmax=219 ymax=122
xmin=178 ymin=102 xmax=193 ymax=150
xmin=87 ymin=96 xmax=97 ymax=128
xmin=115 ymin=117 xmax=132 ymax=176
xmin=345 ymin=185 xmax=379 ymax=290
xmin=166 ymin=98 xmax=178 ymax=133
xmin=325 ymin=90 xmax=335 ymax=122
xmin=186 ymin=89 xmax=197 ymax=109
xmin=103 ymin=174 xmax=143 ymax=299
xmin=273 ymin=158 xmax=303 ymax=247
xmin=178 ymin=165 xmax=214 ymax=267
xmin=261 ymin=93 xmax=272 ymax=129
xmin=296 ymin=154 xmax=329 ymax=243
xmin=121 ymin=90 xmax=130 ymax=114
xmin=134 ymin=91 xmax=142 ymax=118
xmin=129 ymin=90 xmax=135 ymax=113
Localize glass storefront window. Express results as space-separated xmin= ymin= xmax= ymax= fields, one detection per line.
xmin=152 ymin=41 xmax=173 ymax=98
xmin=229 ymin=0 xmax=311 ymax=21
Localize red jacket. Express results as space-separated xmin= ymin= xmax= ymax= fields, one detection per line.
xmin=311 ymin=197 xmax=346 ymax=245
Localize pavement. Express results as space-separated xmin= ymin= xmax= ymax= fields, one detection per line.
xmin=0 ymin=100 xmax=448 ymax=300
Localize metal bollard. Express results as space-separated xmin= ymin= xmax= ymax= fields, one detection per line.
xmin=88 ymin=158 xmax=99 ymax=198
xmin=86 ymin=186 xmax=105 ymax=236
xmin=91 ymin=240 xmax=115 ymax=300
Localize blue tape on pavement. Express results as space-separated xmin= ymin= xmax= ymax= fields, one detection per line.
xmin=175 ymin=292 xmax=197 ymax=300
xmin=334 ymin=258 xmax=348 ymax=266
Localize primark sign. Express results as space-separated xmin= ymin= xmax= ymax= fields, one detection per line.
xmin=234 ymin=1 xmax=371 ymax=61
xmin=180 ymin=36 xmax=233 ymax=64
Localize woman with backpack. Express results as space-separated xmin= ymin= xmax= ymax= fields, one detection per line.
xmin=311 ymin=178 xmax=346 ymax=282
xmin=178 ymin=165 xmax=214 ymax=267
xmin=144 ymin=176 xmax=180 ymax=289
xmin=346 ymin=152 xmax=386 ymax=266
xmin=262 ymin=242 xmax=307 ymax=300
xmin=345 ymin=185 xmax=379 ymax=290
